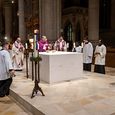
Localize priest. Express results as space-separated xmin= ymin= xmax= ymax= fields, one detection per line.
xmin=54 ymin=36 xmax=66 ymax=51
xmin=38 ymin=36 xmax=48 ymax=52
xmin=12 ymin=37 xmax=25 ymax=70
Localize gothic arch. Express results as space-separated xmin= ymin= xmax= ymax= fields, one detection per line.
xmin=63 ymin=21 xmax=73 ymax=42
xmin=63 ymin=20 xmax=73 ymax=51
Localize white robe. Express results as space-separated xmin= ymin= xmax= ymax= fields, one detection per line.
xmin=0 ymin=50 xmax=13 ymax=80
xmin=83 ymin=42 xmax=93 ymax=63
xmin=12 ymin=43 xmax=24 ymax=70
xmin=54 ymin=40 xmax=67 ymax=51
xmin=94 ymin=44 xmax=106 ymax=65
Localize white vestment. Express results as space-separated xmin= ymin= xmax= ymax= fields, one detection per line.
xmin=94 ymin=44 xmax=106 ymax=65
xmin=0 ymin=50 xmax=13 ymax=80
xmin=12 ymin=41 xmax=24 ymax=70
xmin=83 ymin=42 xmax=93 ymax=63
xmin=54 ymin=40 xmax=67 ymax=51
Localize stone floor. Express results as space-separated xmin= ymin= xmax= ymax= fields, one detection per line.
xmin=0 ymin=95 xmax=32 ymax=115
xmin=6 ymin=66 xmax=115 ymax=115
xmin=0 ymin=66 xmax=115 ymax=115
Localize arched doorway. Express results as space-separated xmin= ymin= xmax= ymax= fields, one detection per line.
xmin=64 ymin=22 xmax=72 ymax=41
xmin=64 ymin=22 xmax=73 ymax=51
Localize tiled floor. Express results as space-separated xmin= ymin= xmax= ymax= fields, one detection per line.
xmin=0 ymin=66 xmax=115 ymax=115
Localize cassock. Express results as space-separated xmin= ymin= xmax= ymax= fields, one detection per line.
xmin=0 ymin=50 xmax=13 ymax=97
xmin=83 ymin=42 xmax=93 ymax=71
xmin=94 ymin=44 xmax=106 ymax=74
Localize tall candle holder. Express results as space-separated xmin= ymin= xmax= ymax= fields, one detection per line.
xmin=30 ymin=30 xmax=45 ymax=98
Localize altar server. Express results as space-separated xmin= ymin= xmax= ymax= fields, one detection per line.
xmin=83 ymin=38 xmax=93 ymax=71
xmin=94 ymin=39 xmax=106 ymax=74
xmin=0 ymin=41 xmax=15 ymax=97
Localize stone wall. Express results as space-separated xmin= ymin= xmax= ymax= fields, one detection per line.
xmin=111 ymin=0 xmax=115 ymax=30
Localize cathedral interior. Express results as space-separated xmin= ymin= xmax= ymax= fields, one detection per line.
xmin=0 ymin=0 xmax=115 ymax=67
xmin=0 ymin=1 xmax=115 ymax=115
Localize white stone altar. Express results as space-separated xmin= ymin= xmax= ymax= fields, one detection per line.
xmin=39 ymin=51 xmax=83 ymax=83
xmin=29 ymin=51 xmax=83 ymax=84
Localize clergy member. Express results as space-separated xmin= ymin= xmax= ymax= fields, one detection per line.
xmin=38 ymin=36 xmax=48 ymax=52
xmin=54 ymin=36 xmax=66 ymax=51
xmin=12 ymin=37 xmax=25 ymax=70
xmin=83 ymin=37 xmax=93 ymax=71
xmin=94 ymin=39 xmax=106 ymax=74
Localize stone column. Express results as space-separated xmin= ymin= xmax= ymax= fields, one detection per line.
xmin=4 ymin=1 xmax=12 ymax=41
xmin=18 ymin=0 xmax=26 ymax=41
xmin=111 ymin=0 xmax=115 ymax=30
xmin=39 ymin=0 xmax=61 ymax=41
xmin=88 ymin=0 xmax=99 ymax=45
xmin=0 ymin=1 xmax=3 ymax=33
xmin=0 ymin=0 xmax=3 ymax=38
xmin=32 ymin=0 xmax=39 ymax=17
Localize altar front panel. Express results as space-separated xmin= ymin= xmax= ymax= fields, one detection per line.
xmin=39 ymin=52 xmax=83 ymax=83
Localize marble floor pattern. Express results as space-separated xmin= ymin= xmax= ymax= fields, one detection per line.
xmin=6 ymin=66 xmax=115 ymax=115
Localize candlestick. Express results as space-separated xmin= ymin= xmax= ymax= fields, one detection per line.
xmin=31 ymin=29 xmax=45 ymax=98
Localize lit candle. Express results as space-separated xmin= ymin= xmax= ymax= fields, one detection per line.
xmin=73 ymin=42 xmax=76 ymax=48
xmin=31 ymin=43 xmax=33 ymax=49
xmin=29 ymin=39 xmax=34 ymax=49
xmin=37 ymin=42 xmax=39 ymax=50
xmin=25 ymin=43 xmax=28 ymax=49
xmin=34 ymin=34 xmax=36 ymax=50
xmin=33 ymin=29 xmax=38 ymax=57
xmin=67 ymin=43 xmax=69 ymax=48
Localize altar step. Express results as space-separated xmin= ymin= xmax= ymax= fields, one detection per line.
xmin=10 ymin=89 xmax=44 ymax=115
